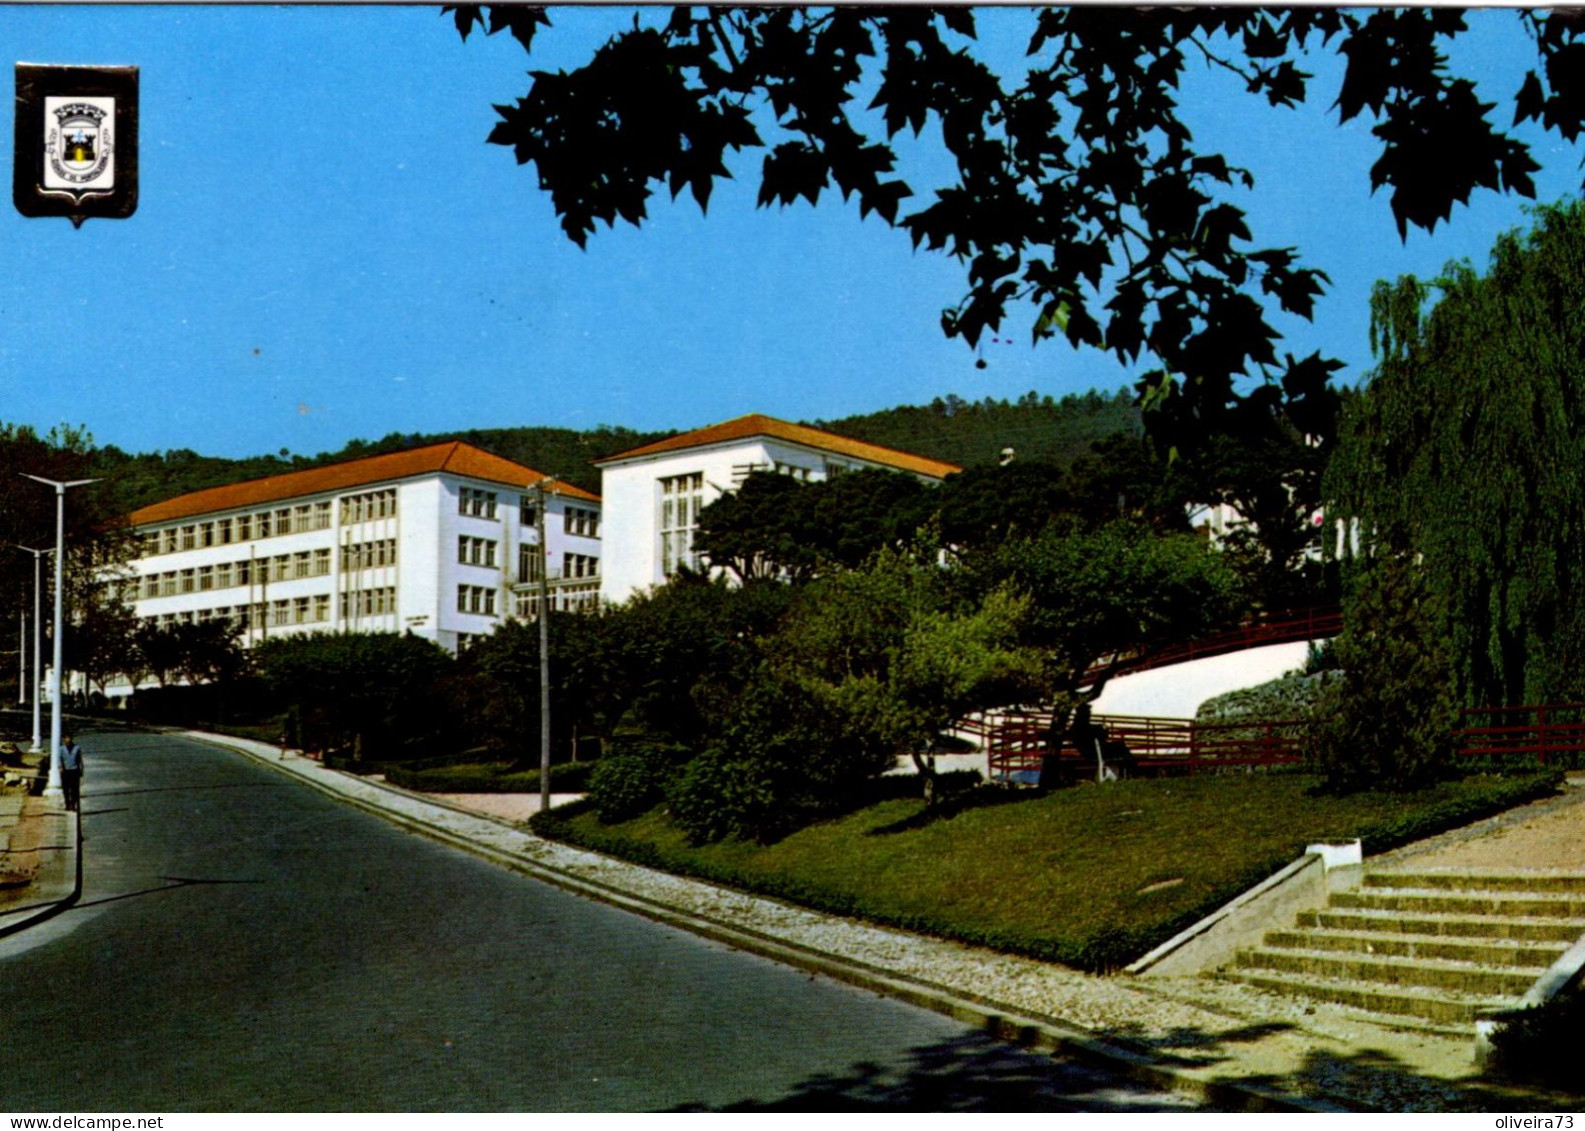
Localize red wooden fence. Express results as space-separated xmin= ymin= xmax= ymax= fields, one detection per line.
xmin=976 ymin=701 xmax=1585 ymax=785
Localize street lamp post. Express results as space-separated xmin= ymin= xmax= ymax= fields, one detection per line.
xmin=534 ymin=476 xmax=555 ymax=817
xmin=15 ymin=545 xmax=54 ymax=753
xmin=21 ymin=475 xmax=100 ymax=801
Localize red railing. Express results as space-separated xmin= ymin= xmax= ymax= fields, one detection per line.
xmin=1457 ymin=703 xmax=1585 ymax=764
xmin=1083 ymin=605 xmax=1342 ymax=686
xmin=983 ymin=709 xmax=1308 ymax=783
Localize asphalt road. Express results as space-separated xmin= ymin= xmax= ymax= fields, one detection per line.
xmin=0 ymin=728 xmax=1203 ymax=1112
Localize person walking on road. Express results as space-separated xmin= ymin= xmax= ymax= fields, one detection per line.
xmin=58 ymin=732 xmax=83 ymax=812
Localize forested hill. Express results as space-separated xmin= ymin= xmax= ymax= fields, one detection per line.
xmin=94 ymin=388 xmax=1140 ymax=514
xmin=817 ymin=389 xmax=1139 ymax=471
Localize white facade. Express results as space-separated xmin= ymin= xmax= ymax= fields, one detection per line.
xmin=120 ymin=443 xmax=602 ymax=672
xmin=596 ymin=415 xmax=959 ymax=605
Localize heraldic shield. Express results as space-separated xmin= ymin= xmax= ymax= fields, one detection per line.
xmin=14 ymin=64 xmax=138 ymax=225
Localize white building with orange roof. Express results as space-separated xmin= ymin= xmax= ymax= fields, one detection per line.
xmin=120 ymin=440 xmax=602 ymax=664
xmin=593 ymin=413 xmax=961 ymax=604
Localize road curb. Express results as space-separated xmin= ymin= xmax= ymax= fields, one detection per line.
xmin=190 ymin=730 xmax=1345 ymax=1113
xmin=0 ymin=799 xmax=80 ymax=939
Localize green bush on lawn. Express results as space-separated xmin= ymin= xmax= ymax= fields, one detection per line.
xmin=531 ymin=770 xmax=1560 ymax=973
xmin=385 ymin=759 xmax=598 ymax=794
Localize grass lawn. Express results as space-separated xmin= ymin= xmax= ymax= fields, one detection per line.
xmin=533 ymin=770 xmax=1561 ymax=972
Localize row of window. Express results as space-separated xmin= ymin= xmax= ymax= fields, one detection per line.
xmin=141 ymin=586 xmax=400 ymax=631
xmin=343 ymin=538 xmax=398 ymax=571
xmin=564 ymin=505 xmax=599 ymax=538
xmin=138 ymin=550 xmax=333 ymax=598
xmin=513 ymin=582 xmax=600 ymax=620
xmin=342 ymin=489 xmax=398 ymax=524
xmin=141 ymin=501 xmax=335 ymax=557
xmin=459 ymin=535 xmax=497 ymax=568
xmin=457 ymin=584 xmax=497 ymax=616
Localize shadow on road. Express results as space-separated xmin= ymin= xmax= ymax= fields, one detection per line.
xmin=674 ymin=1031 xmax=1213 ymax=1112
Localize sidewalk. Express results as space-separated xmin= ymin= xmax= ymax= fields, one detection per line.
xmin=0 ymin=783 xmax=81 ymax=937
xmin=177 ymin=728 xmax=1583 ymax=1113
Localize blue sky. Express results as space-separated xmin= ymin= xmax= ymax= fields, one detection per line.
xmin=0 ymin=6 xmax=1581 ymax=460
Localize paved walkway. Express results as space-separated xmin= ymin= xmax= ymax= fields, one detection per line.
xmin=6 ymin=726 xmax=1581 ymax=1111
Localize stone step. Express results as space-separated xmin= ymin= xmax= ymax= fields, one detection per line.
xmin=1226 ymin=967 xmax=1515 ymax=1026
xmin=1262 ymin=928 xmax=1568 ymax=969
xmin=1330 ymin=887 xmax=1585 ymax=919
xmin=1297 ymin=906 xmax=1585 ymax=943
xmin=1364 ymin=870 xmax=1585 ymax=895
xmin=1235 ymin=946 xmax=1539 ymax=997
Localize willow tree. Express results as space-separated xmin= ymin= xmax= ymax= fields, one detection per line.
xmin=1326 ymin=200 xmax=1585 ymax=708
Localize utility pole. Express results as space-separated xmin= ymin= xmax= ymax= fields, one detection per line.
xmin=535 ymin=476 xmax=554 ymax=816
xmin=21 ymin=475 xmax=99 ymax=801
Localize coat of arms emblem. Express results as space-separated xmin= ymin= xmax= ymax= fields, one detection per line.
xmin=45 ymin=99 xmax=114 ymax=190
xmin=13 ymin=64 xmax=138 ymax=226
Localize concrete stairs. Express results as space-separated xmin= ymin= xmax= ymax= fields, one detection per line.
xmin=1226 ymin=870 xmax=1585 ymax=1030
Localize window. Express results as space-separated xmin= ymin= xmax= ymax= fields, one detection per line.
xmin=313 ymin=501 xmax=333 ymax=529
xmin=659 ymin=472 xmax=705 ymax=576
xmin=198 ymin=566 xmax=214 ymax=591
xmin=275 ymin=508 xmax=293 ymax=536
xmin=457 ymin=584 xmax=497 ymax=616
xmin=217 ymin=517 xmax=233 ymax=545
xmin=142 ymin=575 xmax=159 ymax=600
xmin=313 ymin=594 xmax=331 ymax=623
xmin=142 ymin=532 xmax=161 ymax=557
xmin=341 ymin=587 xmax=395 ymax=618
xmin=313 ymin=548 xmax=332 ymax=576
xmin=161 ymin=529 xmax=179 ymax=554
xmin=236 ymin=514 xmax=253 ymax=542
xmin=458 ymin=535 xmax=497 ymax=567
xmin=341 ymin=489 xmax=396 ymax=524
xmin=159 ymin=573 xmax=177 ymax=598
xmin=518 ymin=543 xmax=543 ymax=584
xmin=519 ymin=495 xmax=537 ymax=527
xmin=216 ymin=563 xmax=234 ymax=588
xmin=293 ymin=504 xmax=313 ymax=532
xmin=342 ymin=539 xmax=395 ymax=571
xmin=460 ymin=487 xmax=497 ymax=519
xmin=200 ymin=522 xmax=215 ymax=548
xmin=293 ymin=551 xmax=312 ymax=579
xmin=564 ymin=506 xmax=599 ymax=538
xmin=179 ymin=569 xmax=196 ymax=594
xmin=565 ymin=552 xmax=598 ymax=579
xmin=256 ymin=511 xmax=271 ymax=538
xmin=181 ymin=526 xmax=197 ymax=551
xmin=236 ymin=560 xmax=253 ymax=586
xmin=775 ymin=461 xmax=813 ymax=481
xmin=271 ymin=555 xmax=291 ymax=583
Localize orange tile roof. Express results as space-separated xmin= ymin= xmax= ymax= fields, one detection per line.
xmin=128 ymin=441 xmax=599 ymax=526
xmin=594 ymin=414 xmax=961 ymax=480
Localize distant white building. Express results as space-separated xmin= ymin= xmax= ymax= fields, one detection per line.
xmin=594 ymin=413 xmax=961 ymax=604
xmin=120 ymin=441 xmax=602 ymax=665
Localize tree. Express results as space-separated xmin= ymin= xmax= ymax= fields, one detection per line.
xmin=674 ymin=545 xmax=1043 ymax=839
xmin=448 ymin=7 xmax=1584 ymax=455
xmin=254 ymin=632 xmax=455 ymax=759
xmin=1326 ymin=199 xmax=1585 ymax=707
xmin=1307 ymin=550 xmax=1459 ymax=792
xmin=695 ymin=468 xmax=935 ymax=583
xmin=966 ymin=517 xmax=1247 ymax=739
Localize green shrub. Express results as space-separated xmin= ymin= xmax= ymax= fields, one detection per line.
xmin=667 ymin=747 xmax=780 ymax=844
xmin=1196 ymin=669 xmax=1339 ymax=724
xmin=589 ymin=754 xmax=666 ymax=823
